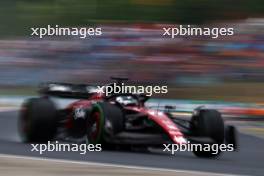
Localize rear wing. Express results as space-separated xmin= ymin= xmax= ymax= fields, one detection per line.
xmin=39 ymin=82 xmax=99 ymax=99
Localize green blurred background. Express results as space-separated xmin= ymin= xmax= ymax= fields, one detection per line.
xmin=1 ymin=0 xmax=264 ymax=37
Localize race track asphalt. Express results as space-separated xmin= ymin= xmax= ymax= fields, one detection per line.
xmin=0 ymin=111 xmax=263 ymax=176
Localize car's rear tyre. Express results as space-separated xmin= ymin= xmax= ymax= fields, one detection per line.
xmin=18 ymin=98 xmax=58 ymax=142
xmin=86 ymin=102 xmax=124 ymax=148
xmin=191 ymin=109 xmax=225 ymax=158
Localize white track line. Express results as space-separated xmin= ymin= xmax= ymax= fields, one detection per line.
xmin=0 ymin=107 xmax=18 ymax=112
xmin=0 ymin=154 xmax=244 ymax=176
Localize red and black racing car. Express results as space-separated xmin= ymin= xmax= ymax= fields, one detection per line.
xmin=18 ymin=78 xmax=237 ymax=158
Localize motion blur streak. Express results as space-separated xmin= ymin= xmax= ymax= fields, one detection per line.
xmin=1 ymin=20 xmax=264 ymax=102
xmin=0 ymin=1 xmax=264 ymax=176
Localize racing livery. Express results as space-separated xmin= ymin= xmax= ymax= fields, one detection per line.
xmin=18 ymin=78 xmax=237 ymax=158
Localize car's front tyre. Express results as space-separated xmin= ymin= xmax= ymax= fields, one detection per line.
xmin=191 ymin=109 xmax=225 ymax=158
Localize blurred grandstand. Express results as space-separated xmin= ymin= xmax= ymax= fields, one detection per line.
xmin=0 ymin=19 xmax=263 ymax=88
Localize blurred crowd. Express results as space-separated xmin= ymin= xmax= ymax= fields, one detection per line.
xmin=0 ymin=19 xmax=264 ymax=86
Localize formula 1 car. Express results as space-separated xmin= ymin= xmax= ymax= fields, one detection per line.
xmin=18 ymin=77 xmax=237 ymax=158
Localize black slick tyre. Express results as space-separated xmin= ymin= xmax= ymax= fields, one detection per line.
xmin=19 ymin=98 xmax=58 ymax=142
xmin=191 ymin=109 xmax=225 ymax=158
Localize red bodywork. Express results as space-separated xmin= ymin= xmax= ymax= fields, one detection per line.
xmin=64 ymin=92 xmax=186 ymax=145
